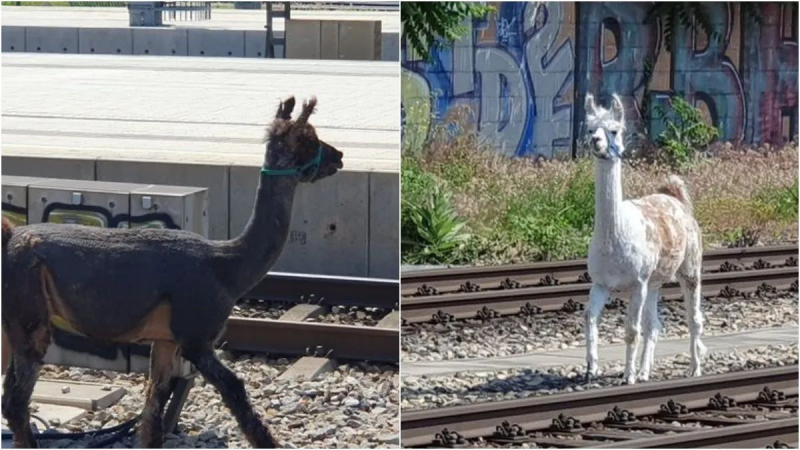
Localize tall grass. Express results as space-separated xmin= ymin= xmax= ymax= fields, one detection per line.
xmin=402 ymin=109 xmax=798 ymax=265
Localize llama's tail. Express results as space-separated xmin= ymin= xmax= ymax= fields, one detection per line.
xmin=2 ymin=216 xmax=14 ymax=250
xmin=657 ymin=175 xmax=693 ymax=212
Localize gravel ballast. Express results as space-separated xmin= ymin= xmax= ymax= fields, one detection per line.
xmin=402 ymin=294 xmax=798 ymax=362
xmin=401 ymin=343 xmax=798 ymax=411
xmin=232 ymin=300 xmax=390 ymax=327
xmin=15 ymin=353 xmax=399 ymax=448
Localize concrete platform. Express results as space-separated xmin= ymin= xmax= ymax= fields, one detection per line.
xmin=401 ymin=327 xmax=799 ymax=377
xmin=1 ymin=53 xmax=399 ymax=278
xmin=1 ymin=378 xmax=127 ymax=411
xmin=1 ymin=53 xmax=398 ymax=172
xmin=1 ymin=6 xmax=400 ymax=33
xmin=1 ymin=6 xmax=400 ymax=61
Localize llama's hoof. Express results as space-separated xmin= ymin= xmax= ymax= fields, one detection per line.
xmin=636 ymin=371 xmax=650 ymax=382
xmin=689 ymin=367 xmax=702 ymax=377
xmin=623 ymin=374 xmax=636 ymax=385
xmin=584 ymin=365 xmax=599 ymax=384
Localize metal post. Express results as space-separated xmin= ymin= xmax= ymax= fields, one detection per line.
xmin=265 ymin=2 xmax=274 ymax=58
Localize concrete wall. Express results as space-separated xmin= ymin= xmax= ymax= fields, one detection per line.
xmin=402 ymin=2 xmax=799 ymax=158
xmin=1 ymin=155 xmax=398 ymax=279
xmin=285 ymin=19 xmax=382 ymax=60
xmin=1 ymin=24 xmax=396 ymax=61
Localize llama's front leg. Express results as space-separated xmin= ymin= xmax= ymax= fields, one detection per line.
xmin=624 ymin=282 xmax=648 ymax=385
xmin=183 ymin=344 xmax=279 ymax=448
xmin=585 ymin=284 xmax=609 ymax=380
xmin=637 ymin=288 xmax=661 ymax=382
xmin=1 ymin=324 xmax=49 ymax=449
xmin=678 ymin=272 xmax=705 ymax=377
xmin=140 ymin=341 xmax=179 ymax=448
xmin=2 ymin=354 xmax=40 ymax=449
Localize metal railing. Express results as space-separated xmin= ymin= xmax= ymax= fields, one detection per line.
xmin=128 ymin=2 xmax=211 ymax=26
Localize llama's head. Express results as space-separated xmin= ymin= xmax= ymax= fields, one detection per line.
xmin=584 ymin=93 xmax=626 ymax=161
xmin=263 ymin=95 xmax=344 ymax=182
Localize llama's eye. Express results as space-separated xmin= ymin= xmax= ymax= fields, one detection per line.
xmin=611 ymin=130 xmax=618 ymax=136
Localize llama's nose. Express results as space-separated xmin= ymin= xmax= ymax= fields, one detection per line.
xmin=591 ymin=136 xmax=601 ymax=145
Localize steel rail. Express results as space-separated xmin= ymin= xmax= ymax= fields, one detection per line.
xmin=245 ymin=272 xmax=399 ymax=309
xmin=222 ymin=317 xmax=399 ymax=363
xmin=401 ymin=365 xmax=798 ymax=447
xmin=402 ymin=244 xmax=798 ymax=297
xmin=401 ymin=266 xmax=798 ymax=323
xmin=593 ymin=417 xmax=798 ymax=448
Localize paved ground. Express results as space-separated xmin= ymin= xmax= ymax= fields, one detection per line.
xmin=401 ymin=326 xmax=799 ymax=377
xmin=2 ymin=53 xmax=399 ymax=172
xmin=1 ymin=6 xmax=400 ymax=32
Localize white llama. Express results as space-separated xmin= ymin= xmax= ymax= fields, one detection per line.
xmin=583 ymin=93 xmax=705 ymax=385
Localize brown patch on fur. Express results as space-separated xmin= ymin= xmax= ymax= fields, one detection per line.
xmin=40 ymin=265 xmax=83 ymax=334
xmin=140 ymin=340 xmax=178 ymax=447
xmin=113 ymin=303 xmax=175 ymax=343
xmin=636 ymin=196 xmax=684 ymax=264
xmin=41 ymin=265 xmax=174 ymax=343
xmin=1 ymin=216 xmax=13 ymax=248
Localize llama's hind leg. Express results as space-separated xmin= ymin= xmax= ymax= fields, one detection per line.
xmin=1 ymin=323 xmax=50 ymax=449
xmin=637 ymin=288 xmax=662 ymax=382
xmin=183 ymin=343 xmax=279 ymax=448
xmin=624 ymin=282 xmax=648 ymax=385
xmin=678 ymin=269 xmax=705 ymax=377
xmin=585 ymin=284 xmax=609 ymax=380
xmin=140 ymin=341 xmax=179 ymax=448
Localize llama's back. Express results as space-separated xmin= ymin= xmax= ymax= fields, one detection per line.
xmin=630 ymin=185 xmax=700 ymax=282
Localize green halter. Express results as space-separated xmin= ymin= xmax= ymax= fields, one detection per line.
xmin=260 ymin=144 xmax=323 ymax=177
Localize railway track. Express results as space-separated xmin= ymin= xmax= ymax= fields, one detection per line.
xmin=248 ymin=271 xmax=398 ymax=309
xmin=401 ymin=245 xmax=798 ymax=324
xmin=222 ymin=315 xmax=398 ymax=362
xmin=223 ymin=272 xmax=400 ymax=362
xmin=401 ymin=365 xmax=799 ymax=448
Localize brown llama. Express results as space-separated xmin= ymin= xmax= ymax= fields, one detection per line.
xmin=1 ymin=95 xmax=343 ymax=448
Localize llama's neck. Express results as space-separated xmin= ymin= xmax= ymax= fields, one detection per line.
xmin=225 ymin=173 xmax=299 ymax=295
xmin=593 ymin=158 xmax=625 ymax=242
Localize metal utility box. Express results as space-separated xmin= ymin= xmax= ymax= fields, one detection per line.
xmin=1 ymin=175 xmax=49 ymax=225
xmin=130 ymin=184 xmax=209 ymax=236
xmin=28 ymin=179 xmax=142 ymax=228
xmin=1 ymin=177 xmax=208 ymax=377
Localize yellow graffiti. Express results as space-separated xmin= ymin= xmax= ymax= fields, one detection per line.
xmin=131 ymin=221 xmax=169 ymax=229
xmin=401 ymin=69 xmax=432 ymax=153
xmin=1 ymin=211 xmax=27 ymax=226
xmin=47 ymin=210 xmax=108 ymax=228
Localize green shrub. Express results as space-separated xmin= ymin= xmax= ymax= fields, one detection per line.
xmin=401 ymin=182 xmax=470 ymax=265
xmin=501 ymin=161 xmax=594 ymax=260
xmin=655 ymin=96 xmax=719 ymax=168
xmin=756 ymin=177 xmax=799 ymax=222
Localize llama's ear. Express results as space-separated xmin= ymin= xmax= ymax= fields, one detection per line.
xmin=296 ymin=95 xmax=318 ymax=127
xmin=584 ymin=94 xmax=597 ymax=116
xmin=276 ymin=96 xmax=295 ymax=120
xmin=611 ymin=94 xmax=625 ymax=123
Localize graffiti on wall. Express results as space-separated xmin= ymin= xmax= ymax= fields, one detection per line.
xmin=402 ymin=2 xmax=799 ymax=158
xmin=403 ymin=2 xmax=576 ymax=158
